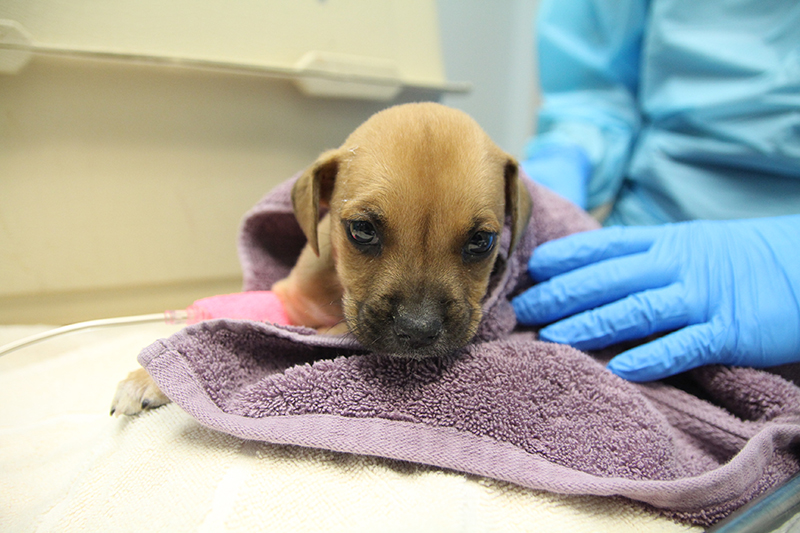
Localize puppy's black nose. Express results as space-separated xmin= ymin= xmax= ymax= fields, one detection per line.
xmin=393 ymin=306 xmax=443 ymax=349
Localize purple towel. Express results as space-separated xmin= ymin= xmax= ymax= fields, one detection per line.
xmin=140 ymin=173 xmax=800 ymax=527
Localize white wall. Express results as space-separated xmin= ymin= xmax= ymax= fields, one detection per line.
xmin=437 ymin=0 xmax=540 ymax=159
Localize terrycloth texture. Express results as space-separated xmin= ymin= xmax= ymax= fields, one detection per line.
xmin=141 ymin=174 xmax=800 ymax=527
xmin=0 ymin=324 xmax=699 ymax=533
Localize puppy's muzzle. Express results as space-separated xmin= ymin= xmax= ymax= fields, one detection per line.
xmin=393 ymin=301 xmax=444 ymax=350
xmin=352 ymin=290 xmax=475 ymax=359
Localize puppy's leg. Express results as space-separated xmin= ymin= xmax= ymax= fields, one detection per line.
xmin=272 ymin=215 xmax=345 ymax=331
xmin=111 ymin=368 xmax=170 ymax=416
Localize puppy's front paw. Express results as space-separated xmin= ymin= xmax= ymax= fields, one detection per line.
xmin=111 ymin=367 xmax=170 ymax=416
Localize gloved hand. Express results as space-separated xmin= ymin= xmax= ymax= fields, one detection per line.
xmin=512 ymin=216 xmax=800 ymax=382
xmin=520 ymin=143 xmax=591 ymax=209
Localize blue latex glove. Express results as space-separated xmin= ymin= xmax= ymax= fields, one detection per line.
xmin=512 ymin=216 xmax=800 ymax=382
xmin=520 ymin=143 xmax=591 ymax=209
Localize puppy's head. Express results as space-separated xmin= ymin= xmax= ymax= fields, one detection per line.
xmin=292 ymin=102 xmax=532 ymax=358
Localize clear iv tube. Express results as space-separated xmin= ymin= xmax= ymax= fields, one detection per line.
xmin=0 ymin=310 xmax=189 ymax=357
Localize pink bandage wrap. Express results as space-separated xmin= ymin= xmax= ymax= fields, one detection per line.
xmin=186 ymin=291 xmax=290 ymax=326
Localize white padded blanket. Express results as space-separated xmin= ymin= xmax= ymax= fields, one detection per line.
xmin=0 ymin=324 xmax=698 ymax=532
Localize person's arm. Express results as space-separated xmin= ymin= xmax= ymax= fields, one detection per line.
xmin=512 ymin=216 xmax=800 ymax=381
xmin=523 ymin=0 xmax=647 ymax=210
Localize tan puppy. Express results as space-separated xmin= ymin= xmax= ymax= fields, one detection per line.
xmin=111 ymin=102 xmax=532 ymax=416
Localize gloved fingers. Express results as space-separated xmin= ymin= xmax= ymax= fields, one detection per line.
xmin=529 ymin=225 xmax=661 ymax=282
xmin=513 ymin=251 xmax=673 ymax=325
xmin=538 ymin=285 xmax=690 ymax=351
xmin=606 ymin=323 xmax=720 ymax=382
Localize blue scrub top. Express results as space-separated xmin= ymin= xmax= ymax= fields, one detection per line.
xmin=526 ymin=0 xmax=800 ymax=226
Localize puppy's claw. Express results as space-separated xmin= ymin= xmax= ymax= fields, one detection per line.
xmin=111 ymin=368 xmax=170 ymax=417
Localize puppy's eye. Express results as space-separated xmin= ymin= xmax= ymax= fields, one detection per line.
xmin=347 ymin=220 xmax=380 ymax=247
xmin=463 ymin=231 xmax=497 ymax=261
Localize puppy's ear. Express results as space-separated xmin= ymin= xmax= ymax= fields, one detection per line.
xmin=504 ymin=158 xmax=533 ymax=254
xmin=292 ymin=149 xmax=340 ymax=256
